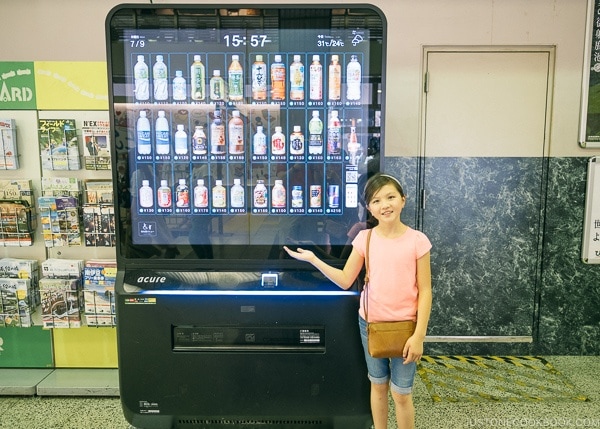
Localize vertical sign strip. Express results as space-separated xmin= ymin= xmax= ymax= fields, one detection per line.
xmin=580 ymin=0 xmax=600 ymax=148
xmin=582 ymin=156 xmax=600 ymax=263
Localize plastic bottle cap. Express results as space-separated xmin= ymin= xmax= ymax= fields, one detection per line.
xmin=194 ymin=55 xmax=201 ymax=61
xmin=256 ymin=55 xmax=263 ymax=61
xmin=197 ymin=179 xmax=204 ymax=185
xmin=158 ymin=110 xmax=165 ymax=117
xmin=275 ymin=126 xmax=282 ymax=132
xmin=176 ymin=70 xmax=182 ymax=77
xmin=232 ymin=55 xmax=239 ymax=61
xmin=213 ymin=70 xmax=221 ymax=76
xmin=257 ymin=126 xmax=263 ymax=132
xmin=275 ymin=55 xmax=282 ymax=62
xmin=157 ymin=55 xmax=163 ymax=61
xmin=138 ymin=55 xmax=145 ymax=61
xmin=234 ymin=179 xmax=241 ymax=185
xmin=216 ymin=180 xmax=222 ymax=186
xmin=179 ymin=179 xmax=186 ymax=184
xmin=140 ymin=111 xmax=147 ymax=117
xmin=232 ymin=111 xmax=240 ymax=117
xmin=294 ymin=126 xmax=301 ymax=132
xmin=313 ymin=55 xmax=320 ymax=61
xmin=294 ymin=55 xmax=301 ymax=62
xmin=177 ymin=124 xmax=184 ymax=131
xmin=161 ymin=180 xmax=168 ymax=186
xmin=142 ymin=180 xmax=149 ymax=186
xmin=312 ymin=111 xmax=319 ymax=117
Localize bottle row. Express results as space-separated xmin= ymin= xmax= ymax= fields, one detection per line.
xmin=137 ymin=177 xmax=354 ymax=215
xmin=135 ymin=108 xmax=363 ymax=165
xmin=132 ymin=52 xmax=363 ymax=104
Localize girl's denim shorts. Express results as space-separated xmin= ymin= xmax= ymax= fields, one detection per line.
xmin=358 ymin=315 xmax=416 ymax=395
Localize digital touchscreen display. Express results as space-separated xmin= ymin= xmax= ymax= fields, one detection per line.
xmin=107 ymin=6 xmax=385 ymax=267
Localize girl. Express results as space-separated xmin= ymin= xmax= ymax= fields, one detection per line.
xmin=284 ymin=173 xmax=432 ymax=429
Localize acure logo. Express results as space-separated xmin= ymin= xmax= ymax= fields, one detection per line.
xmin=136 ymin=276 xmax=167 ymax=284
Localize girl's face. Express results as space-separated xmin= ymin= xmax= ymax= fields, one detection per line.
xmin=366 ymin=183 xmax=406 ymax=223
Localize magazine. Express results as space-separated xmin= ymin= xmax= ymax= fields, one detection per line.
xmin=0 ymin=119 xmax=18 ymax=170
xmin=38 ymin=118 xmax=80 ymax=170
xmin=82 ymin=120 xmax=111 ymax=170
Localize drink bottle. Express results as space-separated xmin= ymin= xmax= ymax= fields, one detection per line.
xmin=252 ymin=55 xmax=267 ymax=100
xmin=290 ymin=126 xmax=304 ymax=155
xmin=328 ymin=55 xmax=341 ymax=101
xmin=289 ymin=55 xmax=304 ymax=100
xmin=174 ymin=124 xmax=188 ymax=155
xmin=228 ymin=110 xmax=244 ymax=154
xmin=213 ymin=180 xmax=226 ymax=208
xmin=139 ymin=180 xmax=153 ymax=208
xmin=153 ymin=55 xmax=168 ymax=101
xmin=230 ymin=178 xmax=245 ymax=208
xmin=176 ymin=179 xmax=190 ymax=208
xmin=210 ymin=110 xmax=226 ymax=155
xmin=194 ymin=179 xmax=208 ymax=208
xmin=192 ymin=126 xmax=207 ymax=155
xmin=309 ymin=55 xmax=322 ymax=101
xmin=172 ymin=70 xmax=187 ymax=101
xmin=253 ymin=180 xmax=267 ymax=208
xmin=271 ymin=126 xmax=286 ymax=155
xmin=155 ymin=110 xmax=170 ymax=155
xmin=136 ymin=110 xmax=151 ymax=155
xmin=253 ymin=125 xmax=267 ymax=155
xmin=228 ymin=55 xmax=244 ymax=101
xmin=308 ymin=110 xmax=323 ymax=155
xmin=157 ymin=180 xmax=172 ymax=208
xmin=190 ymin=55 xmax=206 ymax=101
xmin=327 ymin=110 xmax=341 ymax=155
xmin=346 ymin=55 xmax=362 ymax=100
xmin=210 ymin=70 xmax=226 ymax=101
xmin=134 ymin=55 xmax=149 ymax=101
xmin=272 ymin=180 xmax=286 ymax=208
xmin=271 ymin=55 xmax=286 ymax=101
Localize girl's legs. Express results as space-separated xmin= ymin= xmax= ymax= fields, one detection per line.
xmin=370 ymin=382 xmax=390 ymax=429
xmin=391 ymin=390 xmax=414 ymax=429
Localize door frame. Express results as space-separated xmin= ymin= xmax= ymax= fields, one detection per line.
xmin=418 ymin=46 xmax=555 ymax=344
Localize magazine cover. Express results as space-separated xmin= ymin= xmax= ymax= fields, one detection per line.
xmin=0 ymin=201 xmax=33 ymax=246
xmin=38 ymin=196 xmax=81 ymax=247
xmin=0 ymin=278 xmax=33 ymax=327
xmin=0 ymin=258 xmax=40 ymax=307
xmin=38 ymin=119 xmax=80 ymax=170
xmin=83 ymin=260 xmax=116 ymax=326
xmin=82 ymin=120 xmax=111 ymax=170
xmin=0 ymin=179 xmax=34 ymax=206
xmin=0 ymin=119 xmax=18 ymax=170
xmin=39 ymin=277 xmax=81 ymax=328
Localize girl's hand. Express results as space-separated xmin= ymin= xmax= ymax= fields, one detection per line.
xmin=283 ymin=246 xmax=316 ymax=263
xmin=402 ymin=335 xmax=424 ymax=364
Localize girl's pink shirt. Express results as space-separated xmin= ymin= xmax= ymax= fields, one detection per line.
xmin=352 ymin=227 xmax=432 ymax=322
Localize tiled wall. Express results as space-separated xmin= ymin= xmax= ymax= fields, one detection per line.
xmin=384 ymin=156 xmax=600 ymax=355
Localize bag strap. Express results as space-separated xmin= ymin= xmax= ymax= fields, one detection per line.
xmin=364 ymin=229 xmax=373 ymax=323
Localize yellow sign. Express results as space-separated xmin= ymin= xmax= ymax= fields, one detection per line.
xmin=34 ymin=61 xmax=108 ymax=110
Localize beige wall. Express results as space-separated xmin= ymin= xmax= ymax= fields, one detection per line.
xmin=1 ymin=0 xmax=591 ymax=157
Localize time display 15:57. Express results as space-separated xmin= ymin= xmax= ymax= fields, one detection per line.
xmin=223 ymin=34 xmax=272 ymax=47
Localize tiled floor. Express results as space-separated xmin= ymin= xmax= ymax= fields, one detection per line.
xmin=0 ymin=356 xmax=598 ymax=428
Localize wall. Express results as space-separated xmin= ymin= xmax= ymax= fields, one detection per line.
xmin=1 ymin=0 xmax=598 ymax=355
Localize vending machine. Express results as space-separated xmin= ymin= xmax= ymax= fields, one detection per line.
xmin=106 ymin=4 xmax=386 ymax=428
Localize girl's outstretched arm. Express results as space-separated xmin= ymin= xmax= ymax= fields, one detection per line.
xmin=283 ymin=246 xmax=364 ymax=290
